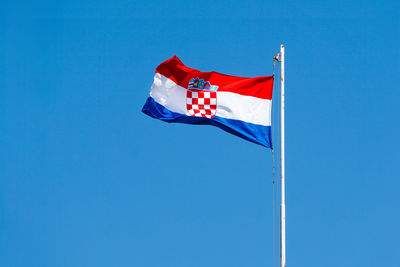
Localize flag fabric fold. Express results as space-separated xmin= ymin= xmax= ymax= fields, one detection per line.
xmin=142 ymin=56 xmax=274 ymax=148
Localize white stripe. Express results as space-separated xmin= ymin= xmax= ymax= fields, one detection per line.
xmin=150 ymin=73 xmax=187 ymax=114
xmin=150 ymin=73 xmax=271 ymax=126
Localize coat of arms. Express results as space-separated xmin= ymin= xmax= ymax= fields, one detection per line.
xmin=186 ymin=78 xmax=218 ymax=119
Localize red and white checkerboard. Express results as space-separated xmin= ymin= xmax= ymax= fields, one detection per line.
xmin=186 ymin=89 xmax=217 ymax=119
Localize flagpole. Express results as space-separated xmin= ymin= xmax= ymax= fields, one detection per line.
xmin=280 ymin=44 xmax=286 ymax=267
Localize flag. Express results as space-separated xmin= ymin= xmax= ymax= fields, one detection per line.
xmin=142 ymin=56 xmax=274 ymax=148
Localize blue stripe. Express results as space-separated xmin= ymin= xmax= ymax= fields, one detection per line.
xmin=142 ymin=97 xmax=272 ymax=148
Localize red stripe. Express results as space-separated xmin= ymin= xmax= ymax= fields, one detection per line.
xmin=155 ymin=56 xmax=273 ymax=100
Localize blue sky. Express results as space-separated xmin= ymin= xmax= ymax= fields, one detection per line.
xmin=1 ymin=1 xmax=399 ymax=266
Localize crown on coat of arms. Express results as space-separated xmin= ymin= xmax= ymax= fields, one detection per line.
xmin=188 ymin=78 xmax=219 ymax=91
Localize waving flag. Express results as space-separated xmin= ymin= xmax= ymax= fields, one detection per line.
xmin=142 ymin=56 xmax=274 ymax=148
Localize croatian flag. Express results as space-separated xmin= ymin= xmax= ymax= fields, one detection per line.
xmin=142 ymin=56 xmax=274 ymax=148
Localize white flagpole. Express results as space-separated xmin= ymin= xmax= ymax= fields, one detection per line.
xmin=280 ymin=44 xmax=286 ymax=267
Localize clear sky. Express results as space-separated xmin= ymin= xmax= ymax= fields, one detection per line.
xmin=1 ymin=1 xmax=399 ymax=266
